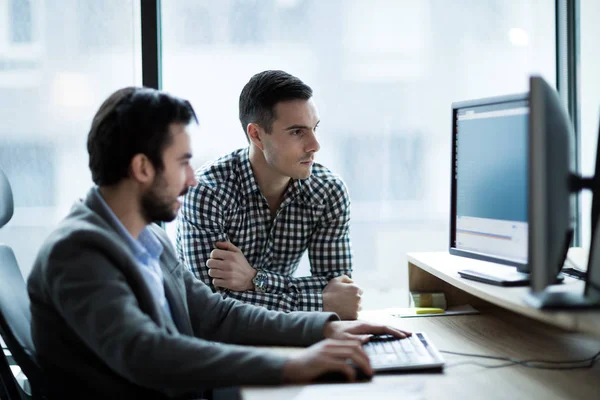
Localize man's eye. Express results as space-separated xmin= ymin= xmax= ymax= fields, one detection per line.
xmin=291 ymin=129 xmax=302 ymax=136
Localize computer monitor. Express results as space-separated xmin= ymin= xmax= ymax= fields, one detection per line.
xmin=450 ymin=93 xmax=530 ymax=271
xmin=585 ymin=115 xmax=600 ymax=301
xmin=526 ymin=76 xmax=572 ymax=295
xmin=524 ymin=75 xmax=599 ymax=308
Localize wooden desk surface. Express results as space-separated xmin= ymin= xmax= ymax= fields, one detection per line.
xmin=242 ymin=308 xmax=600 ymax=400
xmin=407 ymin=252 xmax=600 ymax=336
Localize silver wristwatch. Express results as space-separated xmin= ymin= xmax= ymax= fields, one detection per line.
xmin=252 ymin=269 xmax=268 ymax=292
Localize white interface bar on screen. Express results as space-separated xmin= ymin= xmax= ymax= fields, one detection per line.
xmin=455 ymin=216 xmax=527 ymax=263
xmin=458 ymin=107 xmax=529 ymax=121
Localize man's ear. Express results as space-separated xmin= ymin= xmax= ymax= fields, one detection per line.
xmin=247 ymin=123 xmax=265 ymax=151
xmin=129 ymin=154 xmax=155 ymax=184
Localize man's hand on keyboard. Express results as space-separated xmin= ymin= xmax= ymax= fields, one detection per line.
xmin=323 ymin=320 xmax=412 ymax=343
xmin=282 ymin=339 xmax=372 ymax=383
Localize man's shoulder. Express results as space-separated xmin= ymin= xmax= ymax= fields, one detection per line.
xmin=194 ymin=148 xmax=245 ymax=190
xmin=44 ymin=202 xmax=110 ymax=244
xmin=47 ymin=203 xmax=122 ymax=252
xmin=306 ymin=163 xmax=349 ymax=201
xmin=28 ymin=203 xmax=121 ymax=284
xmin=184 ymin=149 xmax=246 ymax=212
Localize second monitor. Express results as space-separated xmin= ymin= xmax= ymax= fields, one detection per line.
xmin=450 ymin=93 xmax=532 ymax=284
xmin=450 ymin=84 xmax=569 ymax=286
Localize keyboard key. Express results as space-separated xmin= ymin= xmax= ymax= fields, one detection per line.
xmin=410 ymin=337 xmax=427 ymax=356
xmin=382 ymin=341 xmax=395 ymax=353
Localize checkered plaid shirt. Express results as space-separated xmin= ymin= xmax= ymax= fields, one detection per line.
xmin=176 ymin=147 xmax=353 ymax=312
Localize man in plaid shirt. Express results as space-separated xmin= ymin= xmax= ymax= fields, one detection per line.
xmin=176 ymin=70 xmax=362 ymax=319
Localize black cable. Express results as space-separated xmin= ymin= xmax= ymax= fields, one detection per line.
xmin=440 ymin=349 xmax=600 ymax=370
xmin=445 ymin=360 xmax=515 ymax=369
xmin=562 ymin=256 xmax=587 ymax=280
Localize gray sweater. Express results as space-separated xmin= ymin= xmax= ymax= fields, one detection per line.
xmin=27 ymin=188 xmax=337 ymax=399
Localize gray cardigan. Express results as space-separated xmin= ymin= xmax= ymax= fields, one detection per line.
xmin=27 ymin=189 xmax=337 ymax=399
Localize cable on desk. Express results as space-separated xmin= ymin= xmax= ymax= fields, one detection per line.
xmin=563 ymin=256 xmax=587 ymax=280
xmin=445 ymin=360 xmax=515 ymax=369
xmin=440 ymin=349 xmax=600 ymax=370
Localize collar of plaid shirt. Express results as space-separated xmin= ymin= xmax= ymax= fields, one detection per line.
xmin=235 ymin=147 xmax=326 ymax=206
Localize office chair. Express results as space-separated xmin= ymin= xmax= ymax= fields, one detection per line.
xmin=0 ymin=168 xmax=46 ymax=399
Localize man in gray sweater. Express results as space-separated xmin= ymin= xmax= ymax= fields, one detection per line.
xmin=27 ymin=87 xmax=410 ymax=399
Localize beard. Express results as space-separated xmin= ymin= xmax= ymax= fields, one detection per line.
xmin=140 ymin=174 xmax=187 ymax=224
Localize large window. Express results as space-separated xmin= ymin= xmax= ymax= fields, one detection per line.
xmin=161 ymin=0 xmax=555 ymax=308
xmin=579 ymin=0 xmax=600 ymax=252
xmin=0 ymin=0 xmax=142 ymax=277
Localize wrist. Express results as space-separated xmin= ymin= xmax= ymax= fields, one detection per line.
xmin=322 ymin=291 xmax=332 ymax=312
xmin=322 ymin=321 xmax=336 ymax=338
xmin=248 ymin=269 xmax=257 ymax=291
xmin=281 ymin=357 xmax=296 ymax=383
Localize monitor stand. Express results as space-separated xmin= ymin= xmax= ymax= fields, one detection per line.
xmin=458 ymin=268 xmax=564 ymax=287
xmin=524 ymin=291 xmax=600 ymax=309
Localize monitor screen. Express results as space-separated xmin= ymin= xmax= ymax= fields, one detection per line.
xmin=450 ymin=94 xmax=529 ymax=268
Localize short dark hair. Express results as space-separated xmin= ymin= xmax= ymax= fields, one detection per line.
xmin=87 ymin=87 xmax=198 ymax=186
xmin=239 ymin=70 xmax=313 ymax=139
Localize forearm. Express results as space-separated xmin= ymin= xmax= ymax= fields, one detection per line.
xmin=214 ymin=267 xmax=351 ymax=312
xmin=108 ymin=326 xmax=290 ymax=391
xmin=184 ymin=269 xmax=337 ymax=344
xmin=213 ymin=295 xmax=337 ymax=344
xmin=223 ymin=288 xmax=327 ymax=313
xmin=176 ymin=215 xmax=227 ymax=283
xmin=261 ymin=270 xmax=330 ymax=293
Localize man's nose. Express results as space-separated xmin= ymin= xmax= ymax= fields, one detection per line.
xmin=186 ymin=165 xmax=198 ymax=187
xmin=306 ymin=131 xmax=320 ymax=153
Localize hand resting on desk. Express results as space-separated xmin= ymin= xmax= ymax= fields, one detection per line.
xmin=323 ymin=275 xmax=363 ymax=320
xmin=281 ymin=320 xmax=411 ymax=383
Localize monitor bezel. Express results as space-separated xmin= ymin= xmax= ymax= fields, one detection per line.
xmin=584 ymin=113 xmax=600 ymax=299
xmin=449 ymin=92 xmax=529 ymax=271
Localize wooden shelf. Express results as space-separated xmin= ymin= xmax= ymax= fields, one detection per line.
xmin=407 ymin=252 xmax=600 ymax=337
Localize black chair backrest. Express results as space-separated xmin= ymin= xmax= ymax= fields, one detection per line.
xmin=0 ymin=246 xmax=43 ymax=388
xmin=0 ymin=168 xmax=45 ymax=398
xmin=0 ymin=168 xmax=13 ymax=228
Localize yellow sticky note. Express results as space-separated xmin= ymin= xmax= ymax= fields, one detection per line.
xmin=415 ymin=307 xmax=444 ymax=315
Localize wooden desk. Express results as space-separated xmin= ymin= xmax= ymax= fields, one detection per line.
xmin=407 ymin=252 xmax=600 ymax=336
xmin=242 ymin=252 xmax=600 ymax=400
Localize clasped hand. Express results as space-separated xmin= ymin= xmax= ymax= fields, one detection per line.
xmin=206 ymin=241 xmax=256 ymax=291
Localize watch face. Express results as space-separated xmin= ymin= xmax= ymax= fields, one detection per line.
xmin=254 ymin=271 xmax=267 ymax=292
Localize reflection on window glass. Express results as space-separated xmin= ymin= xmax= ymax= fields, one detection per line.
xmin=340 ymin=134 xmax=423 ymax=202
xmin=229 ymin=0 xmax=267 ymax=45
xmin=161 ymin=0 xmax=555 ymax=308
xmin=0 ymin=1 xmax=141 ymax=277
xmin=10 ymin=0 xmax=33 ymax=43
xmin=0 ymin=142 xmax=55 ymax=207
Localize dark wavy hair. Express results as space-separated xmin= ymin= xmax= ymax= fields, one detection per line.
xmin=239 ymin=70 xmax=312 ymax=140
xmin=87 ymin=87 xmax=198 ymax=185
